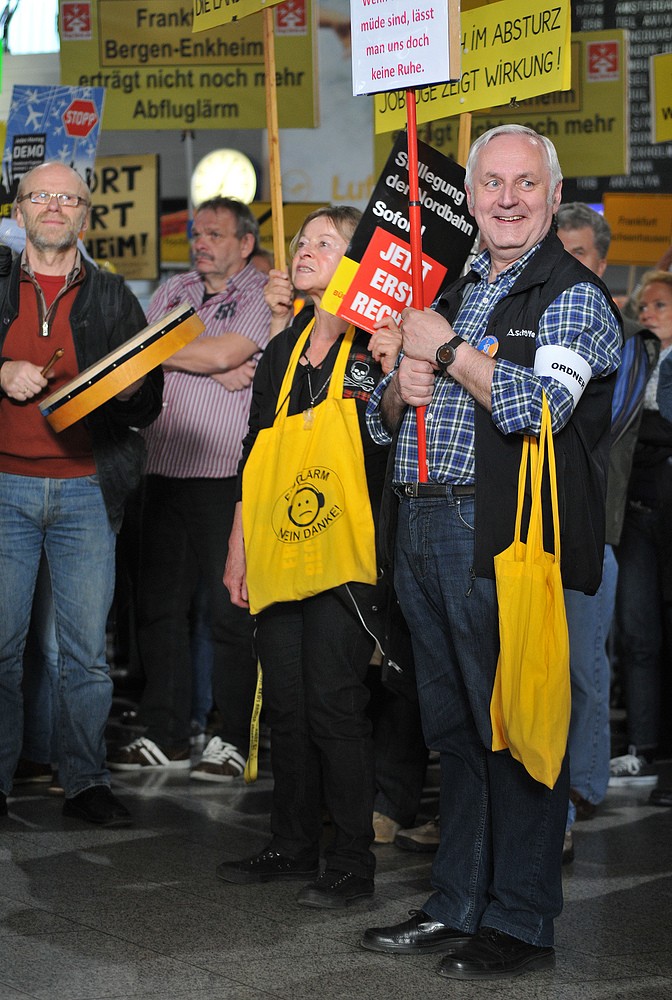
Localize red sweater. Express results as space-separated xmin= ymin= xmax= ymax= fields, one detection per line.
xmin=0 ymin=268 xmax=96 ymax=477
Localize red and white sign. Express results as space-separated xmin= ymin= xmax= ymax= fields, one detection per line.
xmin=275 ymin=0 xmax=307 ymax=36
xmin=587 ymin=41 xmax=620 ymax=81
xmin=62 ymin=100 xmax=98 ymax=138
xmin=350 ymin=0 xmax=453 ymax=96
xmin=61 ymin=2 xmax=92 ymax=41
xmin=337 ymin=227 xmax=446 ymax=334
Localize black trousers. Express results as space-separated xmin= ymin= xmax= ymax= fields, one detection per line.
xmin=136 ymin=475 xmax=256 ymax=751
xmin=256 ymin=588 xmax=376 ymax=879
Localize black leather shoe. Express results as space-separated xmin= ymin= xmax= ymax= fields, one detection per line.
xmin=216 ymin=849 xmax=319 ymax=885
xmin=63 ymin=786 xmax=133 ymax=828
xmin=361 ymin=909 xmax=472 ymax=954
xmin=649 ymin=787 xmax=672 ymax=807
xmin=296 ymin=870 xmax=374 ymax=909
xmin=437 ymin=927 xmax=555 ymax=980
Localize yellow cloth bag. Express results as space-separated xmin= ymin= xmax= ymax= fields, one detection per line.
xmin=242 ymin=321 xmax=377 ymax=615
xmin=490 ymin=394 xmax=570 ymax=789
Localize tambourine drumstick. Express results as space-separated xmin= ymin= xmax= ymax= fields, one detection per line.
xmin=39 ymin=302 xmax=205 ymax=433
xmin=41 ymin=348 xmax=64 ymax=377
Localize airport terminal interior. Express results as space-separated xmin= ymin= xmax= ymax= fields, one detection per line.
xmin=2 ymin=4 xmax=672 ymax=1000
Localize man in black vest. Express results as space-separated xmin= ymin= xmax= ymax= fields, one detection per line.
xmin=362 ymin=126 xmax=621 ymax=979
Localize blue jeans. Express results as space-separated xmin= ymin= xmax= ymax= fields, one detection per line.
xmin=0 ymin=473 xmax=115 ymax=797
xmin=564 ymin=544 xmax=618 ymax=824
xmin=394 ymin=494 xmax=568 ymax=947
xmin=22 ymin=552 xmax=60 ymax=764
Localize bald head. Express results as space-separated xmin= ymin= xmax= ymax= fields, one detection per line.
xmin=16 ymin=161 xmax=89 ymax=205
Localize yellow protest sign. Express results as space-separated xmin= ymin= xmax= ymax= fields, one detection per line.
xmin=374 ymin=31 xmax=628 ymax=181
xmin=374 ymin=0 xmax=571 ymax=133
xmin=59 ymin=0 xmax=317 ymax=129
xmin=603 ymin=193 xmax=672 ymax=267
xmin=193 ymin=0 xmax=287 ymax=32
xmin=86 ymin=155 xmax=159 ymax=280
xmin=650 ymin=51 xmax=672 ymax=145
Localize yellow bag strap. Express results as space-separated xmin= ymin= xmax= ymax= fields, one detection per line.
xmin=542 ymin=394 xmax=562 ymax=563
xmin=524 ymin=393 xmax=561 ymax=564
xmin=514 ymin=434 xmax=531 ymax=544
xmin=326 ymin=324 xmax=357 ymax=399
xmin=244 ymin=660 xmax=263 ymax=785
xmin=273 ymin=320 xmax=357 ymax=421
xmin=275 ymin=318 xmax=315 ymax=420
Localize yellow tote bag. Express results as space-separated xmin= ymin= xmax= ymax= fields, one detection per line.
xmin=490 ymin=394 xmax=570 ymax=789
xmin=242 ymin=322 xmax=377 ymax=615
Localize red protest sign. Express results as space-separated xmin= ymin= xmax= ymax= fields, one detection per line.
xmin=337 ymin=226 xmax=446 ymax=333
xmin=62 ymin=99 xmax=98 ymax=137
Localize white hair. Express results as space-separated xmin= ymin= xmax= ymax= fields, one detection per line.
xmin=465 ymin=125 xmax=563 ymax=204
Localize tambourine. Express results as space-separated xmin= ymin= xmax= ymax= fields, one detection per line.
xmin=39 ymin=302 xmax=205 ymax=432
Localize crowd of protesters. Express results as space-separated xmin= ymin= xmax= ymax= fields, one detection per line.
xmin=4 ymin=127 xmax=672 ymax=982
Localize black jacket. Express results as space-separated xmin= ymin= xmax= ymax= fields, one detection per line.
xmin=0 ymin=248 xmax=163 ymax=531
xmin=436 ymin=232 xmax=621 ymax=594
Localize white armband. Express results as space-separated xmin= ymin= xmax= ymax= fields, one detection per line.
xmin=533 ymin=345 xmax=592 ymax=407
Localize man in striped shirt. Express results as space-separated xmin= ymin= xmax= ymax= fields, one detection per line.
xmin=109 ymin=197 xmax=270 ymax=781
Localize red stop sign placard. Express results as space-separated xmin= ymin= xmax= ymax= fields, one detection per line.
xmin=62 ymin=99 xmax=98 ymax=138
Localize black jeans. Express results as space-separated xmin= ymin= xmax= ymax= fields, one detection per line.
xmin=370 ymin=674 xmax=428 ymax=828
xmin=256 ymin=588 xmax=376 ymax=879
xmin=136 ymin=475 xmax=256 ymax=751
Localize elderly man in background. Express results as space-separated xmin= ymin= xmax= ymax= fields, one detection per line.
xmin=0 ymin=161 xmax=163 ymax=827
xmin=361 ymin=126 xmax=621 ymax=980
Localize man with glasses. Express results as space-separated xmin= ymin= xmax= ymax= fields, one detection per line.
xmin=0 ymin=161 xmax=163 ymax=826
xmin=109 ymin=197 xmax=270 ymax=782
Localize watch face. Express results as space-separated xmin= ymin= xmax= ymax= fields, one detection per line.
xmin=191 ymin=150 xmax=257 ymax=205
xmin=436 ymin=343 xmax=455 ymax=367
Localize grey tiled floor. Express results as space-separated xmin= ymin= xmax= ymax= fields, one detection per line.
xmin=2 ymin=752 xmax=672 ymax=1000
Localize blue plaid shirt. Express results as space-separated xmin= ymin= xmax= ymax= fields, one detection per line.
xmin=366 ymin=241 xmax=621 ymax=484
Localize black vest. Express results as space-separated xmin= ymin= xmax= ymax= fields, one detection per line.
xmin=436 ymin=232 xmax=621 ymax=595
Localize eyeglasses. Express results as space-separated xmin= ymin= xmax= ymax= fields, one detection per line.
xmin=17 ymin=191 xmax=90 ymax=208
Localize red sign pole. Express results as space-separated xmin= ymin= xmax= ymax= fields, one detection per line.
xmin=406 ymin=89 xmax=428 ymax=482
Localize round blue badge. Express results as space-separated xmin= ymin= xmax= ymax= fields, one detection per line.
xmin=478 ymin=335 xmax=499 ymax=357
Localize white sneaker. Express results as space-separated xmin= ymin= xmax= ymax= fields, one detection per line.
xmin=608 ymin=747 xmax=658 ymax=787
xmin=107 ymin=737 xmax=191 ymax=770
xmin=190 ymin=737 xmax=246 ymax=783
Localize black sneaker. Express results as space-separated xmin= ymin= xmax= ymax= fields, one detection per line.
xmin=296 ymin=870 xmax=375 ymax=909
xmin=216 ymin=849 xmax=319 ymax=884
xmin=63 ymin=786 xmax=133 ymax=828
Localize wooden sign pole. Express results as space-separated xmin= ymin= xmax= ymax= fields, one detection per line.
xmin=263 ymin=8 xmax=286 ymax=272
xmin=457 ymin=113 xmax=473 ymax=168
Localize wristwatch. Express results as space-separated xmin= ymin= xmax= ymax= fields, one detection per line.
xmin=435 ymin=336 xmax=465 ymax=374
